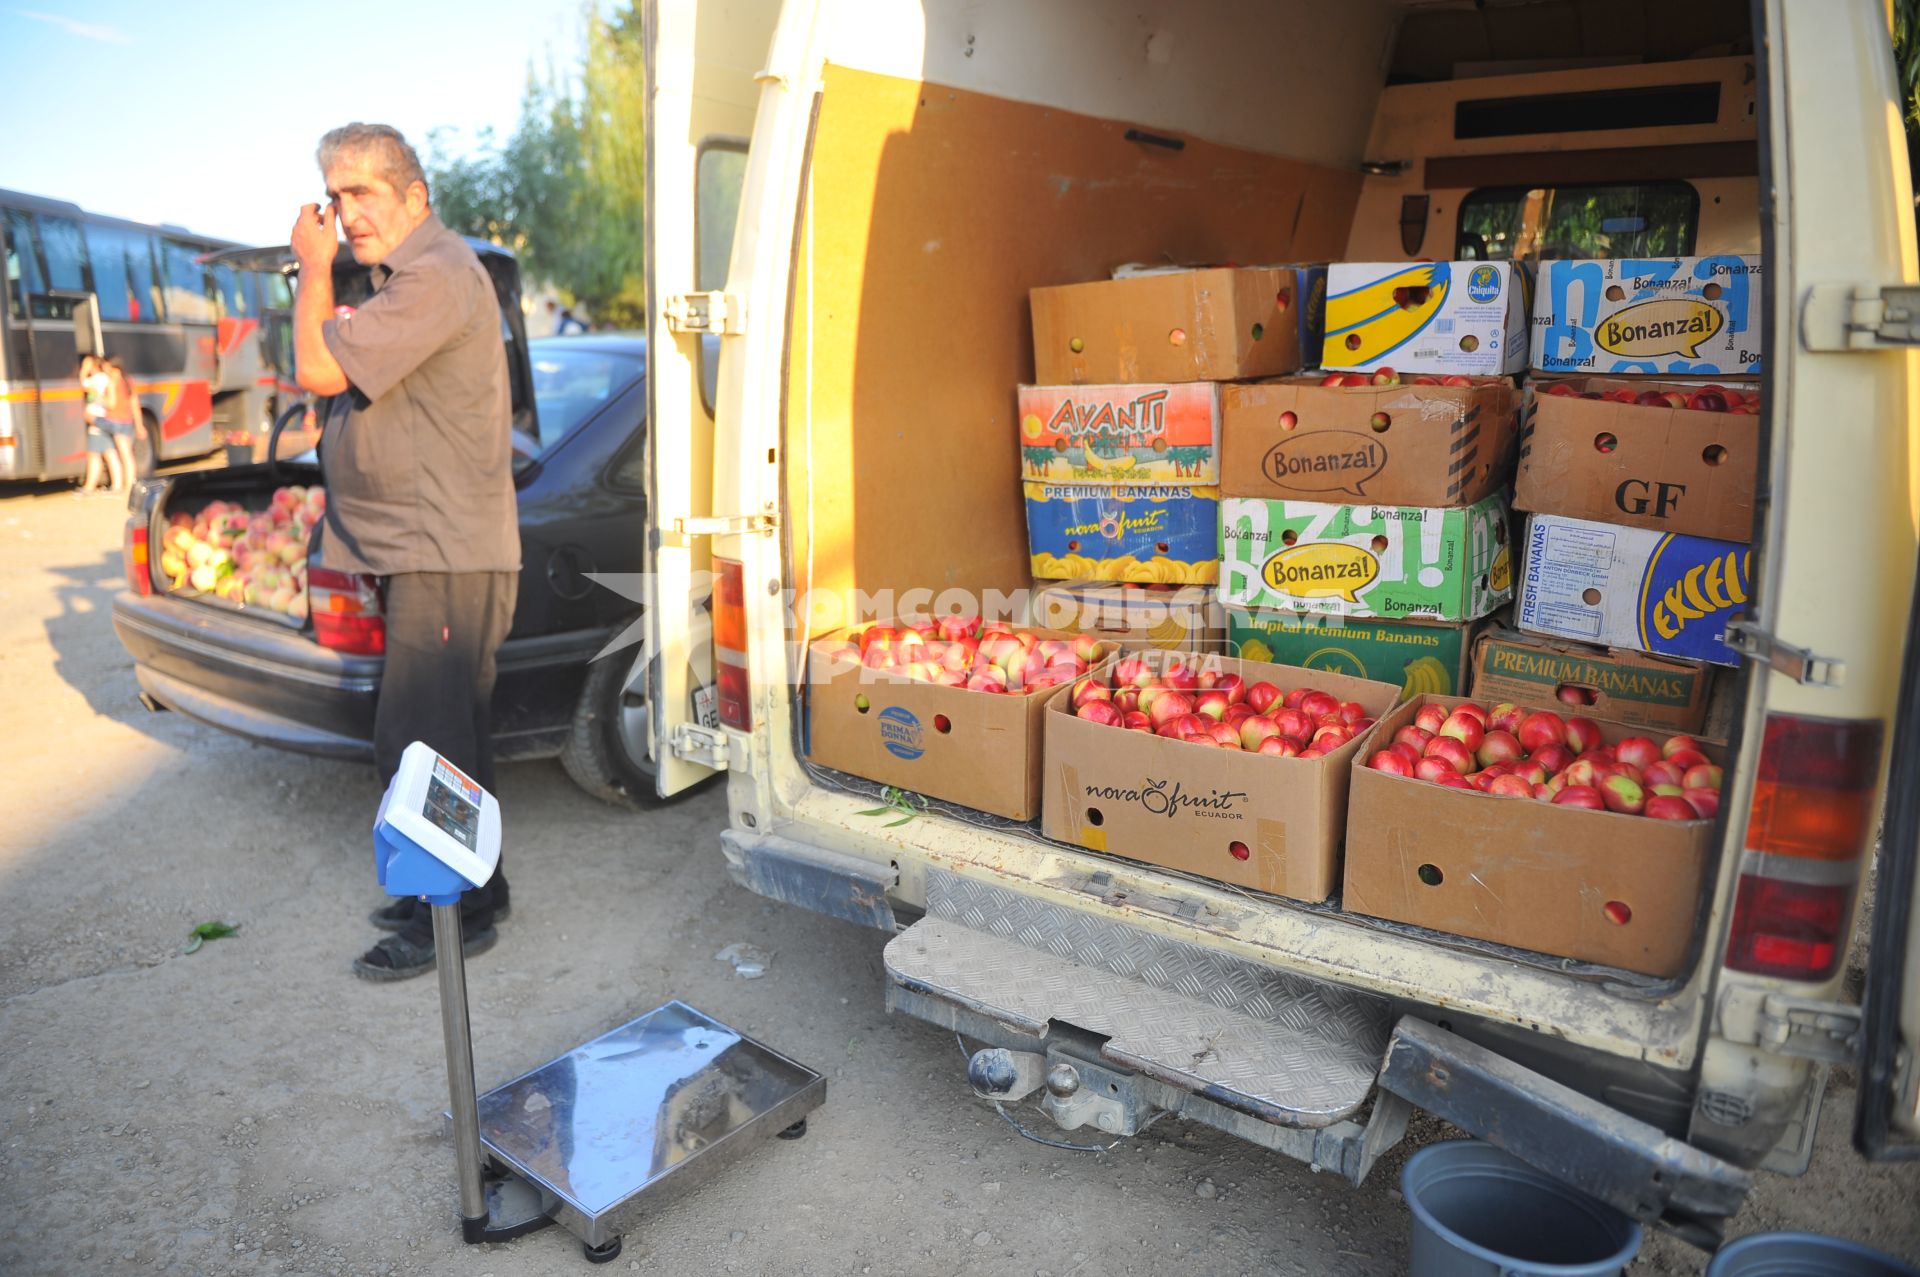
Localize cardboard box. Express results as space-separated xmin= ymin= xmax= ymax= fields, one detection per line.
xmin=1469 ymin=627 xmax=1713 ymax=733
xmin=1532 ymin=254 xmax=1763 ymax=377
xmin=1343 ymin=693 xmax=1719 ymax=976
xmin=1322 ymin=261 xmax=1529 ymax=376
xmin=1043 ymin=652 xmax=1398 ymax=900
xmin=1033 ymin=580 xmax=1223 ymax=653
xmin=1018 ymin=382 xmax=1220 ymax=486
xmin=1221 ymin=375 xmax=1519 ymax=506
xmin=1218 ymin=492 xmax=1513 ymax=622
xmin=1515 ymin=378 xmax=1758 ymax=541
xmin=1026 ymin=483 xmax=1219 ymax=585
xmin=805 ymin=625 xmax=1113 ymax=821
xmin=1030 ymin=264 xmax=1327 ymax=385
xmin=1515 ymin=513 xmax=1750 ymax=667
xmin=1225 ymin=607 xmax=1484 ymax=697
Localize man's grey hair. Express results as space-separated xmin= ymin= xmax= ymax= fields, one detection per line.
xmin=316 ymin=123 xmax=428 ymax=198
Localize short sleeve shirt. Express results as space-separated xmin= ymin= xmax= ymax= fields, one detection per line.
xmin=318 ymin=213 xmax=520 ymax=576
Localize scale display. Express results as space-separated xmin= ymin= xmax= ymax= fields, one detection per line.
xmin=424 ymin=757 xmax=481 ymax=853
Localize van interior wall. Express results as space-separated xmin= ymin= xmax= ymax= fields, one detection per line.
xmin=786 ymin=66 xmax=1362 ymax=631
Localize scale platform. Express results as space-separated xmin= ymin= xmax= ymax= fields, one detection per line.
xmin=470 ymin=1001 xmax=825 ymax=1257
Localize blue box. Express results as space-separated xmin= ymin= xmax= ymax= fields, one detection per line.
xmin=1024 ymin=483 xmax=1219 ymax=585
xmin=1515 ymin=513 xmax=1749 ymax=666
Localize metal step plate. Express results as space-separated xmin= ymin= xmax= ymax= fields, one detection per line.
xmin=885 ymin=869 xmax=1392 ymax=1127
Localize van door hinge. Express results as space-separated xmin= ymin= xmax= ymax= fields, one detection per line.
xmin=1755 ymin=993 xmax=1862 ymax=1064
xmin=664 ymin=291 xmax=745 ymax=335
xmin=1801 ymin=283 xmax=1920 ymax=351
xmin=670 ymin=721 xmax=731 ymax=769
xmin=672 ymin=513 xmax=775 ymax=537
xmin=1724 ymin=619 xmax=1845 ymax=687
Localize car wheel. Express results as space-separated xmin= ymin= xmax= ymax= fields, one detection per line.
xmin=560 ymin=652 xmax=663 ymax=807
xmin=134 ymin=410 xmax=157 ymax=478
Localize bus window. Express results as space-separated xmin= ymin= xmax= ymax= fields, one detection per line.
xmin=160 ymin=238 xmax=215 ymax=323
xmin=85 ymin=223 xmax=162 ymax=323
xmin=1456 ymin=182 xmax=1698 ymax=262
xmin=212 ymin=264 xmax=253 ymax=319
xmin=3 ymin=209 xmax=44 ymax=321
xmin=262 ymin=272 xmax=292 ymax=310
xmin=35 ymin=214 xmax=91 ymax=318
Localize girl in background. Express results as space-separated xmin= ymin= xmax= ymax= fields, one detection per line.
xmin=102 ymin=356 xmax=144 ymax=484
xmin=76 ymin=355 xmax=123 ymax=495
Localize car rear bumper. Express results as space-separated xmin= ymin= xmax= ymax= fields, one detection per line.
xmin=113 ymin=590 xmax=380 ymax=755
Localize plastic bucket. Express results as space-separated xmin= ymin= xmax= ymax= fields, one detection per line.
xmin=1706 ymin=1232 xmax=1920 ymax=1276
xmin=1402 ymin=1140 xmax=1643 ymax=1277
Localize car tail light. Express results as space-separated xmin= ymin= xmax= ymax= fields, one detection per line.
xmin=124 ymin=522 xmax=151 ymax=595
xmin=1725 ymin=712 xmax=1884 ymax=980
xmin=713 ymin=556 xmax=751 ymax=730
xmin=308 ymin=566 xmax=386 ymax=655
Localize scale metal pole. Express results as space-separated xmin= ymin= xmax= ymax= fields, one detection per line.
xmin=430 ymin=902 xmax=488 ymax=1230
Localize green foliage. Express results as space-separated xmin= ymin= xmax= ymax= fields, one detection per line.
xmin=427 ymin=4 xmax=647 ymax=329
xmin=1897 ymin=0 xmax=1920 ymax=198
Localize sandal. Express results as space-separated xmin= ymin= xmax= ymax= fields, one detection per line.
xmin=368 ymin=892 xmax=510 ymax=933
xmin=351 ymin=924 xmax=497 ymax=982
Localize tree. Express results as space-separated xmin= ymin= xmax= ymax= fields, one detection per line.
xmin=428 ymin=4 xmax=647 ymax=329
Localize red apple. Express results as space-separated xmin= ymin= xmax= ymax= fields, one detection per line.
xmin=1634 ymin=390 xmax=1668 ymax=407
xmin=1207 ymin=721 xmax=1243 ymax=749
xmin=1533 ymin=784 xmax=1556 ymax=801
xmin=1565 ymin=718 xmax=1604 ymax=755
xmin=1163 ymin=664 xmax=1200 ymax=691
xmin=1477 ymin=730 xmax=1524 ymax=768
xmin=1661 ymin=734 xmax=1704 ymax=760
xmin=1122 ymin=711 xmax=1153 ymax=733
xmin=1553 ymin=785 xmax=1607 ymax=810
xmin=1645 ymin=794 xmax=1699 ymax=821
xmin=1223 ymin=704 xmax=1257 ymax=727
xmin=1147 ymin=692 xmax=1196 ymax=727
xmin=1369 ymin=750 xmax=1414 ymax=776
xmin=1683 ymin=763 xmax=1724 ymax=792
xmin=1245 ymin=681 xmax=1283 ymax=713
xmin=1435 ymin=772 xmax=1475 ymax=789
xmin=1424 ymin=737 xmax=1475 ymax=775
xmin=1335 ymin=700 xmax=1368 ymax=726
xmin=1615 ymin=737 xmax=1662 ymax=771
xmin=1684 ymin=788 xmax=1721 ymax=819
xmin=1299 ymin=691 xmax=1340 ymax=720
xmin=1114 ymin=656 xmax=1156 ymax=688
xmin=1530 ymin=743 xmax=1574 ymax=776
xmin=1641 ymin=761 xmax=1685 ymax=790
xmin=1650 ymin=784 xmax=1687 ymax=798
xmin=1169 ymin=714 xmax=1208 ymax=738
xmin=1077 ymin=701 xmax=1123 ymax=727
xmin=1413 ymin=704 xmax=1448 ymax=734
xmin=1556 ymin=683 xmax=1597 ymax=707
xmin=1071 ymin=677 xmax=1112 ymax=709
xmin=1388 ymin=741 xmax=1423 ymax=770
xmin=1489 ymin=774 xmax=1534 ymax=798
xmin=1516 ymin=711 xmax=1567 ymax=753
xmin=1561 ymin=758 xmax=1606 ymax=789
xmin=1311 ymin=724 xmax=1354 ymax=749
xmin=1239 ymin=715 xmax=1284 ymax=751
xmin=1414 ymin=756 xmax=1458 ymax=784
xmin=1488 ymin=702 xmax=1525 ymax=735
xmin=1194 ymin=689 xmax=1233 ymax=721
xmin=1666 ymin=748 xmax=1711 ymax=771
xmin=1439 ymin=711 xmax=1487 ymax=753
xmin=1283 ymin=687 xmax=1312 ymax=710
xmin=1272 ymin=708 xmax=1315 ymax=742
xmin=1469 ymin=770 xmax=1500 ymax=793
xmin=1257 ymin=735 xmax=1300 ymax=758
xmin=1452 ymin=702 xmax=1491 ymax=728
xmin=1511 ymin=760 xmax=1548 ymax=786
xmin=1600 ymin=774 xmax=1646 ymax=815
xmin=1183 ymin=733 xmax=1218 ymax=748
xmin=1395 ymin=725 xmax=1436 ymax=754
xmin=1203 ymin=672 xmax=1247 ymax=704
xmin=1114 ymin=687 xmax=1142 ymax=714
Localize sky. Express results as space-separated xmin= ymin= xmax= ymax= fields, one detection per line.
xmin=0 ymin=0 xmax=588 ymax=245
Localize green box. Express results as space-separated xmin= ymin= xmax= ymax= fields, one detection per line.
xmin=1224 ymin=608 xmax=1483 ymax=696
xmin=1219 ymin=493 xmax=1512 ymax=621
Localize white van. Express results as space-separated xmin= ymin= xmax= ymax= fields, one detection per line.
xmin=632 ymin=0 xmax=1920 ymax=1247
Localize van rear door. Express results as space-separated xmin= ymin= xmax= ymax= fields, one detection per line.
xmin=639 ymin=0 xmax=778 ymax=796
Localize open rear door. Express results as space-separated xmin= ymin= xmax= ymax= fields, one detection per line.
xmin=641 ymin=0 xmax=779 ymax=795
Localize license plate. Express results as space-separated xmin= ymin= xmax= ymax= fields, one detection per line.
xmin=693 ymin=684 xmax=720 ymax=729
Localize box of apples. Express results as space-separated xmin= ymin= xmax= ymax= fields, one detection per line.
xmin=1343 ymin=694 xmax=1725 ymax=976
xmin=806 ymin=617 xmax=1115 ymax=821
xmin=1517 ymin=377 xmax=1760 ymax=541
xmin=1042 ymin=649 xmax=1398 ymax=900
xmin=1219 ymin=369 xmax=1520 ymax=508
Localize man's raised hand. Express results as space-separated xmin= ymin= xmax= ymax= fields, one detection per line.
xmin=291 ymin=202 xmax=338 ymax=273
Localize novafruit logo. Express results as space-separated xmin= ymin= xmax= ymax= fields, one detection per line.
xmin=1466 ymin=265 xmax=1501 ymax=304
xmin=878 ymin=705 xmax=925 ymax=761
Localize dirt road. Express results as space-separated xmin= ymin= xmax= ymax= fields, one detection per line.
xmin=3 ymin=485 xmax=1917 ymax=1276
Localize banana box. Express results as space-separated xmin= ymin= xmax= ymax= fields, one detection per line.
xmin=1514 ymin=513 xmax=1749 ymax=667
xmin=1018 ymin=383 xmax=1220 ymax=486
xmin=1223 ymin=607 xmax=1483 ymax=696
xmin=1322 ymin=261 xmax=1529 ymax=376
xmin=1531 ymin=255 xmax=1762 ymax=377
xmin=1218 ymin=493 xmax=1512 ymax=622
xmin=1025 ymin=483 xmax=1219 ymax=585
xmin=1032 ymin=580 xmax=1223 ymax=652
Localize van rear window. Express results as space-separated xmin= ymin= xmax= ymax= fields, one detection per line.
xmin=1456 ymin=183 xmax=1698 ymax=263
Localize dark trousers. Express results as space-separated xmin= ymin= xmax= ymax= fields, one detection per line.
xmin=376 ymin=571 xmax=517 ymax=935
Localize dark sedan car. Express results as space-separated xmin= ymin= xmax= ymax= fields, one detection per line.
xmin=110 ymin=331 xmax=697 ymax=807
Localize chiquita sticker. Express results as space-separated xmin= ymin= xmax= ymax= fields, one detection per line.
xmin=1260 ymin=542 xmax=1381 ymax=603
xmin=1596 ymin=299 xmax=1726 ymax=359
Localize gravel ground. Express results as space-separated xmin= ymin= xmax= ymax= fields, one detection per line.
xmin=3 ymin=483 xmax=1918 ymax=1276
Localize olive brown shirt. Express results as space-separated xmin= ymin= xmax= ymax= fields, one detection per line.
xmin=318 ymin=212 xmax=520 ymax=576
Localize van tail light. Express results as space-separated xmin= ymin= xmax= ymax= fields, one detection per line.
xmin=124 ymin=522 xmax=152 ymax=595
xmin=308 ymin=566 xmax=386 ymax=655
xmin=712 ymin=556 xmax=751 ymax=730
xmin=1725 ymin=713 xmax=1884 ymax=980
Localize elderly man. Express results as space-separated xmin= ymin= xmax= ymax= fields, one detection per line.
xmin=291 ymin=123 xmax=520 ymax=981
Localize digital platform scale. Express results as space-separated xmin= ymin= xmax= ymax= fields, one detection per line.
xmin=373 ymin=742 xmax=826 ymax=1263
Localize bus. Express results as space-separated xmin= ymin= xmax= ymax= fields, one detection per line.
xmin=0 ymin=189 xmax=293 ymax=483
